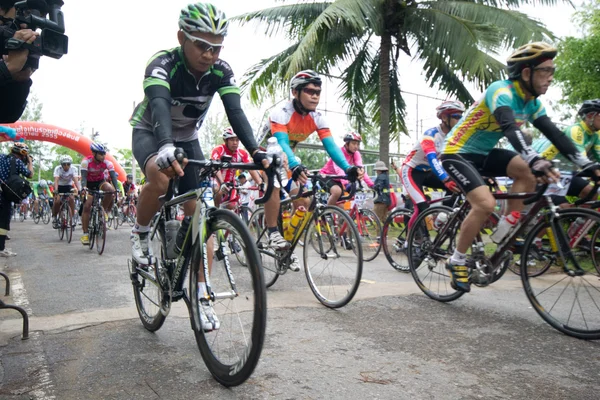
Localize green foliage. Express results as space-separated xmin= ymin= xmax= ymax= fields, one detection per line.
xmin=554 ymin=0 xmax=600 ymax=108
xmin=234 ymin=0 xmax=567 ymax=161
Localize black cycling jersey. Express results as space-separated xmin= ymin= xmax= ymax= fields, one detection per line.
xmin=129 ymin=47 xmax=258 ymax=153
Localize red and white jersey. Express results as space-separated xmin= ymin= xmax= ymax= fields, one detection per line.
xmin=210 ymin=144 xmax=251 ymax=183
xmin=81 ymin=155 xmax=115 ymax=182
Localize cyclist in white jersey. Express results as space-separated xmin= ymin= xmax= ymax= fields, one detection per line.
xmin=52 ymin=155 xmax=81 ymax=228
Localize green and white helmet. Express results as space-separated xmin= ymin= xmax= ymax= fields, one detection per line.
xmin=179 ymin=3 xmax=229 ymax=36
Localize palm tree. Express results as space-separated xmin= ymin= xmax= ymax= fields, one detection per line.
xmin=235 ymin=0 xmax=571 ymax=162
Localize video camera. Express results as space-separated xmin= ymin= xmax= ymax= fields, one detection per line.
xmin=1 ymin=0 xmax=68 ymax=69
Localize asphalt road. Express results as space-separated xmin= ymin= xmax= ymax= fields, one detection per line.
xmin=1 ymin=217 xmax=599 ymax=400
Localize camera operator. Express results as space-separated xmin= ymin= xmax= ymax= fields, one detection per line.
xmin=0 ymin=0 xmax=38 ymax=123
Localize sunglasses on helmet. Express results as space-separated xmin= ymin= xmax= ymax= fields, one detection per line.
xmin=182 ymin=31 xmax=224 ymax=55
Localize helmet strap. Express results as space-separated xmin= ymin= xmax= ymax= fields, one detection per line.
xmin=292 ymin=97 xmax=310 ymax=115
xmin=521 ymin=64 xmax=540 ymax=98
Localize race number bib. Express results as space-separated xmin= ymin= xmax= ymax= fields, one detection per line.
xmin=544 ymin=174 xmax=573 ymax=197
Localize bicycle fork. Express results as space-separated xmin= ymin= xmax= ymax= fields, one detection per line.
xmin=546 ymin=217 xmax=589 ymax=276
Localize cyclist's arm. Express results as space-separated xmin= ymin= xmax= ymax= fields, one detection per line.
xmin=533 ymin=115 xmax=590 ymax=167
xmin=319 ymin=129 xmax=351 ymax=172
xmin=73 ymin=175 xmax=81 ymax=192
xmin=493 ymin=106 xmax=539 ymax=164
xmin=419 ymin=133 xmax=449 ymax=182
xmin=108 ymin=170 xmax=119 ymax=192
xmin=272 ymin=130 xmax=298 ymax=168
xmin=80 ymin=170 xmax=88 ymax=188
xmin=354 ymin=151 xmax=374 ymax=187
xmin=142 ymin=52 xmax=175 ymax=148
xmin=53 ymin=176 xmax=59 ymax=193
xmin=592 ymin=135 xmax=600 ymax=162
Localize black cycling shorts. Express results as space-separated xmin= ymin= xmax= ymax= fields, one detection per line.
xmin=441 ymin=149 xmax=519 ymax=193
xmin=551 ymin=175 xmax=592 ymax=205
xmin=132 ymin=129 xmax=204 ymax=195
xmin=57 ymin=185 xmax=73 ymax=194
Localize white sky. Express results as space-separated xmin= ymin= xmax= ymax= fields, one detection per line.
xmin=28 ymin=0 xmax=584 ymax=155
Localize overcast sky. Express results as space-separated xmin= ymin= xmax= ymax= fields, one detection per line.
xmin=27 ymin=0 xmax=584 ymax=154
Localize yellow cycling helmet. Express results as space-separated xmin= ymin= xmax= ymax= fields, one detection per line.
xmin=507 ymin=42 xmax=557 ymax=79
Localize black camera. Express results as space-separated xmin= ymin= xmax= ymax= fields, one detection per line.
xmin=1 ymin=0 xmax=68 ymax=69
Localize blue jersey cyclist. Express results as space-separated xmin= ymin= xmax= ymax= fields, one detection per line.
xmin=440 ymin=42 xmax=600 ymax=293
xmin=532 ymin=99 xmax=600 ymax=205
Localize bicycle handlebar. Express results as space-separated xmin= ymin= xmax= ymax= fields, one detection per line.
xmin=167 ymin=156 xmax=281 ymax=205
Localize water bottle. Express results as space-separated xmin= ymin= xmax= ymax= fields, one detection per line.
xmin=567 ymin=217 xmax=586 ymax=237
xmin=175 ymin=216 xmax=192 ymax=254
xmin=433 ymin=212 xmax=448 ymax=230
xmin=490 ymin=211 xmax=520 ymax=243
xmin=165 ymin=219 xmax=181 ymax=259
xmin=285 ymin=206 xmax=306 ymax=241
xmin=282 ymin=210 xmax=291 ymax=235
xmin=199 ymin=181 xmax=214 ymax=207
xmin=266 ymin=137 xmax=289 ymax=187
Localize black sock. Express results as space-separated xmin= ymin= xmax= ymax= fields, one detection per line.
xmin=268 ymin=227 xmax=278 ymax=234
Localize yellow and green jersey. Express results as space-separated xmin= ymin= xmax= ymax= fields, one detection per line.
xmin=532 ymin=120 xmax=600 ymax=167
xmin=444 ymin=80 xmax=546 ymax=155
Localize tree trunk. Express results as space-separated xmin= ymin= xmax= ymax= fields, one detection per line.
xmin=379 ymin=33 xmax=392 ymax=165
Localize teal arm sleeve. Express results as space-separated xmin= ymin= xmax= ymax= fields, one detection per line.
xmin=322 ymin=136 xmax=350 ymax=171
xmin=273 ymin=132 xmax=299 ymax=168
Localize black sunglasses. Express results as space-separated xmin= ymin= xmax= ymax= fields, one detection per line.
xmin=303 ymin=88 xmax=322 ymax=96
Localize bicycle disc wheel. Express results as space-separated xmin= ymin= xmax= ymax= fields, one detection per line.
xmin=96 ymin=206 xmax=107 ymax=255
xmin=521 ymin=208 xmax=600 ymax=340
xmin=355 ymin=208 xmax=381 ymax=262
xmin=382 ymin=208 xmax=412 ymax=272
xmin=248 ymin=208 xmax=279 ymax=288
xmin=407 ymin=205 xmax=465 ymax=302
xmin=190 ymin=209 xmax=266 ymax=387
xmin=303 ymin=205 xmax=363 ymax=308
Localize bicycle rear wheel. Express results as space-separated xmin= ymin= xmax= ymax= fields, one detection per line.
xmin=58 ymin=204 xmax=66 ymax=241
xmin=96 ymin=206 xmax=107 ymax=255
xmin=248 ymin=207 xmax=279 ymax=288
xmin=407 ymin=206 xmax=465 ymax=302
xmin=190 ymin=209 xmax=266 ymax=387
xmin=303 ymin=205 xmax=363 ymax=308
xmin=382 ymin=208 xmax=412 ymax=272
xmin=128 ymin=204 xmax=137 ymax=227
xmin=521 ymin=208 xmax=600 ymax=340
xmin=355 ymin=208 xmax=381 ymax=262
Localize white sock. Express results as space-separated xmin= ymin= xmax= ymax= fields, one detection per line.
xmin=450 ymin=250 xmax=467 ymax=265
xmin=133 ymin=224 xmax=150 ymax=234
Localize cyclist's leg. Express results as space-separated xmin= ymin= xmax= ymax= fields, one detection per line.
xmin=490 ymin=149 xmax=535 ymax=214
xmin=0 ymin=198 xmax=14 ymax=256
xmin=326 ymin=180 xmax=343 ymax=206
xmin=441 ymin=154 xmax=494 ymax=292
xmin=400 ymin=165 xmax=429 ymax=229
xmin=100 ymin=181 xmax=115 ymax=212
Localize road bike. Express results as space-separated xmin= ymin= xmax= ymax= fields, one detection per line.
xmin=129 ymin=155 xmax=277 ymax=386
xmin=248 ymin=173 xmax=363 ymax=308
xmin=407 ymin=171 xmax=600 ymax=339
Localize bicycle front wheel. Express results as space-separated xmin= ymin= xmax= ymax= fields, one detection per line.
xmin=407 ymin=205 xmax=465 ymax=302
xmin=42 ymin=205 xmax=50 ymax=224
xmin=190 ymin=209 xmax=266 ymax=387
xmin=521 ymin=208 xmax=600 ymax=340
xmin=303 ymin=205 xmax=363 ymax=308
xmin=96 ymin=206 xmax=107 ymax=255
xmin=382 ymin=208 xmax=412 ymax=272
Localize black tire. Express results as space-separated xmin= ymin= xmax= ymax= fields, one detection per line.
xmin=190 ymin=209 xmax=266 ymax=387
xmin=131 ymin=261 xmax=167 ymax=332
xmin=521 ymin=208 xmax=600 ymax=340
xmin=248 ymin=207 xmax=279 ymax=288
xmin=96 ymin=206 xmax=106 ymax=255
xmin=33 ymin=210 xmax=40 ymax=224
xmin=128 ymin=205 xmax=137 ymax=227
xmin=407 ymin=205 xmax=465 ymax=302
xmin=382 ymin=208 xmax=412 ymax=272
xmin=58 ymin=204 xmax=66 ymax=241
xmin=88 ymin=209 xmax=96 ymax=250
xmin=42 ymin=204 xmax=51 ymax=225
xmin=355 ymin=208 xmax=382 ymax=262
xmin=303 ymin=205 xmax=363 ymax=308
